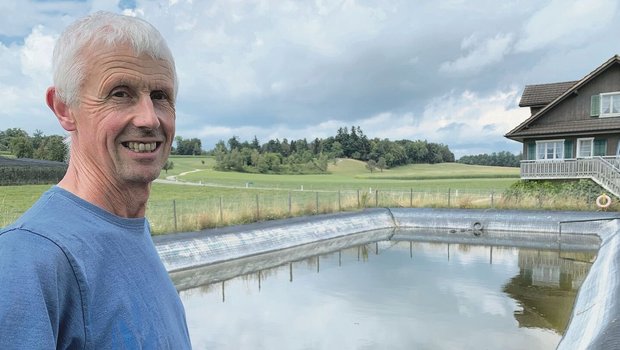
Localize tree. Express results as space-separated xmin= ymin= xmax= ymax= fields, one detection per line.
xmin=10 ymin=136 xmax=34 ymax=158
xmin=162 ymin=160 xmax=174 ymax=173
xmin=377 ymin=157 xmax=386 ymax=172
xmin=366 ymin=159 xmax=377 ymax=173
xmin=251 ymin=136 xmax=260 ymax=150
xmin=35 ymin=135 xmax=67 ymax=162
xmin=32 ymin=129 xmax=45 ymax=151
xmin=175 ymin=137 xmax=202 ymax=155
xmin=330 ymin=141 xmax=344 ymax=158
xmin=227 ymin=136 xmax=241 ymax=151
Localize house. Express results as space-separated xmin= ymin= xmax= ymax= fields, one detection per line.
xmin=505 ymin=55 xmax=620 ymax=197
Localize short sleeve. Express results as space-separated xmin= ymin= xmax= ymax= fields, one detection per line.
xmin=0 ymin=229 xmax=86 ymax=349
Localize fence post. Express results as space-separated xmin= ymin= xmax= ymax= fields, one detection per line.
xmin=357 ymin=189 xmax=360 ymax=208
xmin=447 ymin=188 xmax=451 ymax=207
xmin=219 ymin=196 xmax=223 ymax=223
xmin=172 ymin=199 xmax=177 ymax=232
xmin=410 ymin=188 xmax=413 ymax=207
xmin=288 ymin=191 xmax=292 ymax=216
xmin=375 ymin=189 xmax=379 ymax=207
xmin=491 ymin=191 xmax=495 ymax=208
xmin=338 ymin=190 xmax=341 ymax=212
xmin=256 ymin=194 xmax=259 ymax=220
xmin=315 ymin=191 xmax=319 ymax=214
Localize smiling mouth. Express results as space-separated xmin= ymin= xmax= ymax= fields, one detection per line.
xmin=122 ymin=141 xmax=160 ymax=153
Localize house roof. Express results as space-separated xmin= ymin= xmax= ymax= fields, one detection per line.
xmin=506 ymin=118 xmax=620 ymax=138
xmin=518 ymin=81 xmax=578 ymax=107
xmin=506 ymin=55 xmax=620 ymax=141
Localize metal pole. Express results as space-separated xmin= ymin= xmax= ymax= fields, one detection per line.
xmin=256 ymin=194 xmax=259 ymax=220
xmin=173 ymin=199 xmax=177 ymax=232
xmin=289 ymin=263 xmax=293 ymax=282
xmin=410 ymin=188 xmax=413 ymax=207
xmin=357 ymin=189 xmax=360 ymax=208
xmin=219 ymin=196 xmax=223 ymax=223
xmin=288 ymin=191 xmax=292 ymax=216
xmin=491 ymin=191 xmax=495 ymax=208
xmin=315 ymin=191 xmax=319 ymax=214
xmin=448 ymin=188 xmax=451 ymax=207
xmin=338 ymin=190 xmax=341 ymax=212
xmin=375 ymin=189 xmax=379 ymax=207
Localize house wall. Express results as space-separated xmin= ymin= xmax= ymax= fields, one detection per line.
xmin=533 ymin=64 xmax=620 ymax=126
xmin=523 ymin=133 xmax=620 ymax=159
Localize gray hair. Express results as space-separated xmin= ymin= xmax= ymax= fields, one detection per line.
xmin=52 ymin=11 xmax=177 ymax=106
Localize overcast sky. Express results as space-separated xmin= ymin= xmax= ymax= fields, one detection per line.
xmin=2 ymin=0 xmax=620 ymax=158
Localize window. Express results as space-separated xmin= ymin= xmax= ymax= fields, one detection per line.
xmin=577 ymin=138 xmax=593 ymax=158
xmin=600 ymin=92 xmax=620 ymax=117
xmin=536 ymin=140 xmax=564 ymax=160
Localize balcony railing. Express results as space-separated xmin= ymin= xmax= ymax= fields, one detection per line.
xmin=520 ymin=157 xmax=620 ymax=197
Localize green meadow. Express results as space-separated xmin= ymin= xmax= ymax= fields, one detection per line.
xmin=1 ymin=156 xmax=523 ymax=232
xmin=161 ymin=156 xmax=519 ymax=191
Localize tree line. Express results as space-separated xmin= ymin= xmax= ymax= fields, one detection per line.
xmin=0 ymin=128 xmax=68 ymax=162
xmin=173 ymin=136 xmax=202 ymax=155
xmin=209 ymin=126 xmax=455 ymax=174
xmin=457 ymin=151 xmax=521 ymax=167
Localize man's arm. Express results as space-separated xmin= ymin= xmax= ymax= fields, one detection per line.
xmin=0 ymin=229 xmax=85 ymax=349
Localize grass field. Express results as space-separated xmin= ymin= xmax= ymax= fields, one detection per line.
xmin=170 ymin=157 xmax=519 ymax=191
xmin=0 ymin=157 xmax=522 ymax=231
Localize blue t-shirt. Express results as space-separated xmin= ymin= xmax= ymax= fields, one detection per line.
xmin=0 ymin=186 xmax=192 ymax=349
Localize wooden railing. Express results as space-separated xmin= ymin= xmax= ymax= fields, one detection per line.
xmin=520 ymin=157 xmax=620 ymax=197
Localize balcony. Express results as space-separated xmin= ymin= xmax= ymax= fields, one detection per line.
xmin=520 ymin=157 xmax=620 ymax=197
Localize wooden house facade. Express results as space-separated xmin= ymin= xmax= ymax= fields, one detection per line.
xmin=505 ymin=55 xmax=620 ymax=197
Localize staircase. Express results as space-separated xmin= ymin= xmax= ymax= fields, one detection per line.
xmin=520 ymin=157 xmax=620 ymax=198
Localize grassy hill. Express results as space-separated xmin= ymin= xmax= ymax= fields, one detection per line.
xmin=169 ymin=157 xmax=519 ymax=192
xmin=355 ymin=162 xmax=519 ymax=180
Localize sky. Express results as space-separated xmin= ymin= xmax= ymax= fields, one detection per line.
xmin=1 ymin=0 xmax=620 ymax=158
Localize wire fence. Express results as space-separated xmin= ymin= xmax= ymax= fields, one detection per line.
xmin=146 ymin=188 xmax=504 ymax=234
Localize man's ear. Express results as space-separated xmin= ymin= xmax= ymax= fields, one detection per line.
xmin=46 ymin=87 xmax=76 ymax=132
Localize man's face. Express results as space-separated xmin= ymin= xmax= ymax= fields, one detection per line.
xmin=70 ymin=44 xmax=175 ymax=187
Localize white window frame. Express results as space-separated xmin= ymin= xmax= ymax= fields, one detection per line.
xmin=576 ymin=137 xmax=594 ymax=158
xmin=600 ymin=92 xmax=620 ymax=118
xmin=535 ymin=139 xmax=565 ymax=161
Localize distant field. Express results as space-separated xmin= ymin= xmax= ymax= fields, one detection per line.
xmin=176 ymin=158 xmax=519 ymax=191
xmin=1 ymin=159 xmax=521 ymax=230
xmin=157 ymin=155 xmax=214 ymax=178
xmin=357 ymin=162 xmax=519 ymax=179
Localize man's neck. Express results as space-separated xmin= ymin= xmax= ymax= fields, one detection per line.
xmin=58 ymin=164 xmax=151 ymax=218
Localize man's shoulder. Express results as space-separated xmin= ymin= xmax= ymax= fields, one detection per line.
xmin=0 ymin=227 xmax=69 ymax=264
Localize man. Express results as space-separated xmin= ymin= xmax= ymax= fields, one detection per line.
xmin=0 ymin=11 xmax=192 ymax=349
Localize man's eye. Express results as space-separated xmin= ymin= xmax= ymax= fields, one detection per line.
xmin=151 ymin=91 xmax=167 ymax=100
xmin=111 ymin=90 xmax=129 ymax=98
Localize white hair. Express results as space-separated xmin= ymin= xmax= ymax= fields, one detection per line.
xmin=52 ymin=11 xmax=177 ymax=106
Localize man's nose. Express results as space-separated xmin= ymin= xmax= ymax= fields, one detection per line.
xmin=132 ymin=95 xmax=161 ymax=129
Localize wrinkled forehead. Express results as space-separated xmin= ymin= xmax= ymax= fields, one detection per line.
xmin=80 ymin=42 xmax=176 ymax=90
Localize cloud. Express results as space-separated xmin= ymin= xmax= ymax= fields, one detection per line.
xmin=515 ymin=0 xmax=619 ymax=52
xmin=440 ymin=33 xmax=514 ymax=74
xmin=20 ymin=25 xmax=55 ymax=79
xmin=181 ymin=87 xmax=526 ymax=159
xmin=0 ymin=25 xmax=59 ymax=134
xmin=2 ymin=0 xmax=620 ymax=158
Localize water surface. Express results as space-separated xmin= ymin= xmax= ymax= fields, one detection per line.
xmin=179 ymin=240 xmax=595 ymax=350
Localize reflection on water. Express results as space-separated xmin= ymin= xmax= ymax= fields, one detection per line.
xmin=178 ymin=240 xmax=595 ymax=350
xmin=504 ymin=250 xmax=595 ymax=333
